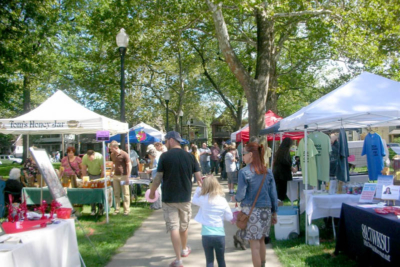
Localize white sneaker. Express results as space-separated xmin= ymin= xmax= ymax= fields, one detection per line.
xmin=169 ymin=259 xmax=183 ymax=267
xmin=90 ymin=211 xmax=96 ymax=216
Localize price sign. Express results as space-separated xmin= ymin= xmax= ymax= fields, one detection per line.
xmin=96 ymin=131 xmax=110 ymax=141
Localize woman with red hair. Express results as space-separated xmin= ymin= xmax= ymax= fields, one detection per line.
xmin=235 ymin=142 xmax=278 ymax=267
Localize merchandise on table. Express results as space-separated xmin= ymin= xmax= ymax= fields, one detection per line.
xmin=82 ymin=178 xmax=111 ymax=188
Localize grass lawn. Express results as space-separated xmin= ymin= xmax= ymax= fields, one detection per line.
xmin=270 ymin=203 xmax=357 ymax=267
xmin=1 ymin=162 xmax=153 ymax=267
xmin=0 ymin=162 xmax=61 ymax=178
xmin=76 ymin=203 xmax=153 ymax=267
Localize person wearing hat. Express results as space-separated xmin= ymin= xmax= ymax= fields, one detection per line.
xmin=149 ymin=131 xmax=202 ymax=267
xmin=109 ymin=141 xmax=131 ymax=216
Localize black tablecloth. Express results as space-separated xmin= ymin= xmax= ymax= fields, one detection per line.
xmin=335 ymin=203 xmax=400 ymax=266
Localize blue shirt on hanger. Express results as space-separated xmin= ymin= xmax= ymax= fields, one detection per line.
xmin=361 ymin=133 xmax=386 ymax=181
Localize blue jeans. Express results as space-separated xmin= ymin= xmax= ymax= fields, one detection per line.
xmin=210 ymin=160 xmax=219 ymax=175
xmin=202 ymin=235 xmax=226 ymax=267
xmin=201 ymin=161 xmax=210 ymax=175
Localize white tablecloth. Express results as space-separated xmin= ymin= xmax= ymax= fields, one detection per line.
xmin=303 ymin=192 xmax=360 ymax=224
xmin=286 ymin=177 xmax=304 ymax=204
xmin=0 ymin=219 xmax=80 ymax=267
xmin=120 ymin=178 xmax=151 ymax=186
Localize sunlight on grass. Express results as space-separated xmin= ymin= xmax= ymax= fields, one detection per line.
xmin=75 ymin=202 xmax=152 ymax=267
xmin=271 ymin=204 xmax=357 ymax=267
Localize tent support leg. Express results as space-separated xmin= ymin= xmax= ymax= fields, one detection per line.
xmin=102 ymin=141 xmax=109 ymax=224
xmin=304 ymin=126 xmax=308 ymax=245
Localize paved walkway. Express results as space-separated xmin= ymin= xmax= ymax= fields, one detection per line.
xmin=107 ymin=179 xmax=282 ymax=267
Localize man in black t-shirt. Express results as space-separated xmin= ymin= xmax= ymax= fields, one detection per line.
xmin=149 ymin=131 xmax=201 ymax=267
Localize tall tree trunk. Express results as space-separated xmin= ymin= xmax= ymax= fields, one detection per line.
xmin=206 ymin=2 xmax=271 ymax=138
xmin=22 ymin=75 xmax=30 ymax=162
xmin=266 ymin=89 xmax=278 ymax=114
xmin=266 ymin=60 xmax=278 ymax=113
xmin=246 ymin=80 xmax=268 ymax=138
xmin=235 ymin=99 xmax=243 ymax=130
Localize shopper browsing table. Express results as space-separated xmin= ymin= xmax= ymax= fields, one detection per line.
xmin=81 ymin=149 xmax=105 ymax=215
xmin=272 ymin=137 xmax=296 ymax=201
xmin=149 ymin=131 xmax=202 ymax=267
xmin=110 ymin=141 xmax=131 ymax=216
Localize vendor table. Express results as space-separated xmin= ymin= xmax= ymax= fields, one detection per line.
xmin=22 ymin=187 xmax=113 ymax=207
xmin=335 ymin=203 xmax=400 ymax=266
xmin=124 ymin=178 xmax=151 ymax=187
xmin=120 ymin=178 xmax=151 ymax=204
xmin=0 ymin=219 xmax=80 ymax=267
xmin=303 ymin=192 xmax=360 ymax=224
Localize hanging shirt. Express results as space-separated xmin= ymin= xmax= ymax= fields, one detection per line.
xmin=297 ymin=138 xmax=319 ymax=187
xmin=309 ymin=132 xmax=332 ymax=182
xmin=329 ymin=140 xmax=339 ymax=176
xmin=361 ymin=133 xmax=386 ymax=181
xmin=336 ymin=128 xmax=349 ymax=182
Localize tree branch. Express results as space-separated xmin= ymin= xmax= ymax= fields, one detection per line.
xmin=273 ymin=9 xmax=334 ymax=19
xmin=205 ymin=0 xmax=253 ymax=92
xmin=191 ymin=43 xmax=238 ymax=120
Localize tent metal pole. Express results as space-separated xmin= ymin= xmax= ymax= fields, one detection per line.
xmin=127 ymin=130 xmax=130 ymax=156
xmin=280 ymin=132 xmax=283 ymax=143
xmin=304 ymin=126 xmax=308 ymax=245
xmin=62 ymin=134 xmax=65 ymax=159
xmin=271 ymin=134 xmax=275 ymax=172
xmin=102 ymin=140 xmax=109 ymax=224
xmin=27 ymin=134 xmax=29 ymax=157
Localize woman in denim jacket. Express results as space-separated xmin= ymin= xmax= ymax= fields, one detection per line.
xmin=235 ymin=142 xmax=278 ymax=267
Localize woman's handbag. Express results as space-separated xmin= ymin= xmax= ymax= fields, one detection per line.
xmin=236 ymin=173 xmax=267 ymax=230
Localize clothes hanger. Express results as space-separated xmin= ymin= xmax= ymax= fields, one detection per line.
xmin=367 ymin=126 xmax=375 ymax=134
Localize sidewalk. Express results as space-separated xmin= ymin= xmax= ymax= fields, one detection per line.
xmin=107 ymin=179 xmax=282 ymax=267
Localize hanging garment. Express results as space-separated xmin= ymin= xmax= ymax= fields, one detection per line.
xmin=329 ymin=140 xmax=339 ymax=176
xmin=361 ymin=132 xmax=386 ymax=181
xmin=336 ymin=128 xmax=349 ymax=182
xmin=297 ymin=137 xmax=319 ymax=187
xmin=309 ymin=132 xmax=332 ymax=182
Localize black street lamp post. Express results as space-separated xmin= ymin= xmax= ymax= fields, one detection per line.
xmin=164 ymin=91 xmax=170 ymax=131
xmin=116 ymin=28 xmax=129 ymax=150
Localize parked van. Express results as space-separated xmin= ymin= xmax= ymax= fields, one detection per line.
xmin=0 ymin=155 xmax=22 ymax=164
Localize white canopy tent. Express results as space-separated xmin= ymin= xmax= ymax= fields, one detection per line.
xmin=279 ymin=72 xmax=400 ymax=131
xmin=278 ymin=72 xmax=400 ymax=243
xmin=0 ymin=90 xmax=129 ymax=223
xmin=0 ymin=90 xmax=128 ymax=135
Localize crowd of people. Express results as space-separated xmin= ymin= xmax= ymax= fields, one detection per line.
xmin=2 ymin=131 xmax=289 ymax=267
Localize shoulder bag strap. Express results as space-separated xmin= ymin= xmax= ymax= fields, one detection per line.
xmin=67 ymin=157 xmax=80 ymax=176
xmin=248 ymin=172 xmax=267 ymax=217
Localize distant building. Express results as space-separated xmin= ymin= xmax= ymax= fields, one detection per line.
xmin=211 ymin=118 xmax=231 ymax=145
xmin=182 ymin=118 xmax=208 ymax=146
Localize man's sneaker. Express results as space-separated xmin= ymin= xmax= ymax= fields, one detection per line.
xmin=181 ymin=246 xmax=191 ymax=257
xmin=169 ymin=259 xmax=183 ymax=267
xmin=90 ymin=211 xmax=96 ymax=216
